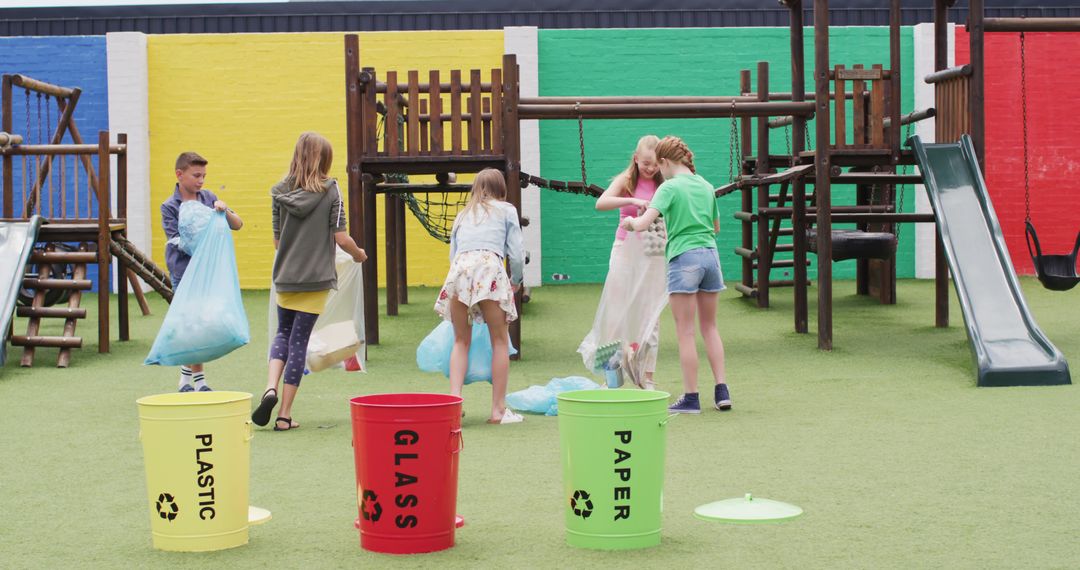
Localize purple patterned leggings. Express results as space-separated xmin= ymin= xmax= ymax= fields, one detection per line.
xmin=270 ymin=306 xmax=319 ymax=387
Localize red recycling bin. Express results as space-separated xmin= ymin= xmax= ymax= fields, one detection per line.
xmin=350 ymin=393 xmax=463 ymax=554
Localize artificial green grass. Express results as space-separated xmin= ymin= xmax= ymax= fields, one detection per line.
xmin=2 ymin=279 xmax=1078 ymax=568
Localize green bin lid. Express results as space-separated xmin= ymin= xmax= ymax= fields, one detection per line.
xmin=694 ymin=494 xmax=802 ymax=523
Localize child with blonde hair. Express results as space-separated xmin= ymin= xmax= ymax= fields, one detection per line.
xmin=578 ymin=135 xmax=667 ymax=389
xmin=160 ymin=151 xmax=243 ymax=392
xmin=435 ymin=168 xmax=524 ymax=424
xmin=252 ymin=132 xmax=367 ymax=431
xmin=620 ymin=136 xmax=730 ymax=413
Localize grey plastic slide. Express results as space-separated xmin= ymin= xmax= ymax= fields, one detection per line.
xmin=0 ymin=216 xmax=41 ymax=368
xmin=909 ymin=135 xmax=1070 ymax=387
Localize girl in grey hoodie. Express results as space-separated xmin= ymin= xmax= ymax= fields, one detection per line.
xmin=251 ymin=132 xmax=367 ymax=431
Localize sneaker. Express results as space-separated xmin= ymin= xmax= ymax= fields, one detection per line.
xmin=198 ymin=384 xmax=213 ymax=392
xmin=668 ymin=393 xmax=701 ymax=414
xmin=714 ymin=383 xmax=732 ymax=411
xmin=178 ymin=384 xmax=195 ymax=393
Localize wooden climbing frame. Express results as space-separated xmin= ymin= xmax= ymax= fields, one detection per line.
xmin=1 ymin=74 xmax=169 ymax=367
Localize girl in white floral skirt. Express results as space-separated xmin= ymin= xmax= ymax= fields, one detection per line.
xmin=435 ymin=169 xmax=525 ymax=424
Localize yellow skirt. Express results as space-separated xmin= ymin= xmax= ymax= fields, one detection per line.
xmin=276 ymin=290 xmax=329 ymax=315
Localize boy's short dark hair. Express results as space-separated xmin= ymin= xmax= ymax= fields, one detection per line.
xmin=175 ymin=152 xmax=208 ymax=172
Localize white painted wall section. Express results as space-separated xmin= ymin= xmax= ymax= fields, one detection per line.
xmin=106 ymin=32 xmax=153 ymax=290
xmin=504 ymin=26 xmax=542 ymax=287
xmin=912 ymin=23 xmax=955 ymax=279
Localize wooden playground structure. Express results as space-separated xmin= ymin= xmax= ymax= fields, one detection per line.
xmin=1 ymin=74 xmax=170 ymax=367
xmin=344 ymin=0 xmax=1079 ymax=355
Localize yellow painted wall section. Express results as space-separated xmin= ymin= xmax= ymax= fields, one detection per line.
xmin=147 ymin=31 xmax=504 ymax=289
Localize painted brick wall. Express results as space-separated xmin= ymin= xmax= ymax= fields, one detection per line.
xmin=955 ymin=29 xmax=1080 ymax=276
xmin=538 ymin=27 xmax=915 ymax=284
xmin=146 ymin=31 xmax=504 ymax=289
xmin=0 ymin=36 xmax=110 ymax=288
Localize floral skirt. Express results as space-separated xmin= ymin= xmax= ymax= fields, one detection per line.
xmin=434 ymin=250 xmax=518 ymax=324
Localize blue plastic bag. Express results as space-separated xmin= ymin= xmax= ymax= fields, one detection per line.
xmin=145 ymin=211 xmax=249 ymax=366
xmin=416 ymin=321 xmax=517 ymax=384
xmin=177 ymin=200 xmax=214 ymax=255
xmin=506 ymin=376 xmax=602 ymax=416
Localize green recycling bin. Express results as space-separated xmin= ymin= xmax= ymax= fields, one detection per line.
xmin=556 ymin=389 xmax=671 ymax=550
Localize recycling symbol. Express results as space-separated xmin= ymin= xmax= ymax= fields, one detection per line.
xmin=156 ymin=492 xmax=178 ymax=522
xmin=571 ymin=490 xmax=593 ymax=519
xmin=360 ymin=489 xmax=382 ymax=523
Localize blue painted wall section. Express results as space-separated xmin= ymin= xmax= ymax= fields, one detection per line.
xmin=0 ymin=36 xmax=110 ymax=288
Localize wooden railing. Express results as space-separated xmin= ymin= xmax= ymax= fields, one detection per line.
xmin=360 ymin=68 xmax=505 ymax=158
xmin=925 ymin=65 xmax=972 ymax=143
xmin=830 ymin=65 xmax=893 ymax=149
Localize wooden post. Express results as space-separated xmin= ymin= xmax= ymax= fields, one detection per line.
xmin=856 ymin=180 xmax=870 ymax=295
xmin=815 ymin=0 xmax=833 ymax=350
xmin=789 ymin=1 xmax=809 ymax=333
xmin=362 ymin=66 xmax=380 ymax=345
xmin=396 ymin=196 xmax=408 ymax=304
xmin=491 ymin=69 xmax=503 ymax=155
xmin=739 ymin=70 xmax=753 ymax=296
xmin=502 ymin=54 xmax=523 ymax=359
xmin=117 ymin=133 xmax=129 ymax=341
xmin=384 ymin=190 xmax=398 ymax=316
xmin=407 ymin=71 xmax=420 ymax=156
xmin=96 ymin=131 xmax=111 ymax=354
xmin=429 ymin=70 xmax=443 ymax=154
xmin=933 ymin=0 xmax=951 ymax=328
xmin=385 ymin=71 xmax=399 ymax=156
xmin=755 ymin=61 xmax=771 ymax=309
xmin=969 ymin=0 xmax=986 ymax=171
xmin=344 ymin=35 xmax=378 ymax=346
xmin=2 ymin=75 xmax=12 ymax=218
xmin=451 ymin=71 xmax=463 ymax=154
xmin=468 ymin=70 xmax=482 ymax=153
xmin=889 ymin=0 xmax=903 ymax=163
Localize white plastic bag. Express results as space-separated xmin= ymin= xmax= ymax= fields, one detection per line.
xmin=268 ymin=246 xmax=366 ymax=372
xmin=307 ymin=320 xmax=362 ymax=372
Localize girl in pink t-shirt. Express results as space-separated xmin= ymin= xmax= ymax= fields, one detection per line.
xmin=577 ymin=135 xmax=668 ymax=389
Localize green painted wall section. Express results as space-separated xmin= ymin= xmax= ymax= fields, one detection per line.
xmin=538 ymin=27 xmax=915 ymax=285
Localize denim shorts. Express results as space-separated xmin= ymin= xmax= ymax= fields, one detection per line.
xmin=667 ymin=247 xmax=726 ymax=294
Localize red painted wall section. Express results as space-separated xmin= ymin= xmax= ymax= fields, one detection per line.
xmin=956 ymin=29 xmax=1080 ymax=275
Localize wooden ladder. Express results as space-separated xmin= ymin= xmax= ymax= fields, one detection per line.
xmin=110 ymin=234 xmax=173 ymax=303
xmin=12 ymin=245 xmax=92 ymax=367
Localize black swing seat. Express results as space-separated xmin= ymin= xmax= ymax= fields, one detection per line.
xmin=1025 ymin=221 xmax=1080 ymax=291
xmin=806 ymin=229 xmax=897 ymax=262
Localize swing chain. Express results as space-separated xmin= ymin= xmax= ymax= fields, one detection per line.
xmin=36 ymin=92 xmax=43 ymax=147
xmin=576 ymin=102 xmax=588 ymax=186
xmin=895 ymin=121 xmax=914 ymax=242
xmin=728 ymin=99 xmax=741 ymax=183
xmin=24 ymin=89 xmax=31 ymax=142
xmin=1021 ymin=31 xmax=1031 ymax=223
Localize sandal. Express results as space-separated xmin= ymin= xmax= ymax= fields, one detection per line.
xmin=251 ymin=388 xmax=278 ymax=427
xmin=273 ymin=417 xmax=299 ymax=431
xmin=486 ymin=409 xmax=524 ymax=425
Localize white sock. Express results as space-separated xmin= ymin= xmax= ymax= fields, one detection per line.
xmin=178 ymin=366 xmax=193 ymax=389
xmin=192 ymin=372 xmax=208 ymax=390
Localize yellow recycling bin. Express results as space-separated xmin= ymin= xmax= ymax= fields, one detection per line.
xmin=137 ymin=391 xmax=253 ymax=552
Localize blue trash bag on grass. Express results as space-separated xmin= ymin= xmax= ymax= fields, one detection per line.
xmin=416 ymin=320 xmax=517 ymax=384
xmin=506 ymin=376 xmax=602 ymax=416
xmin=145 ymin=211 xmax=249 ymax=366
